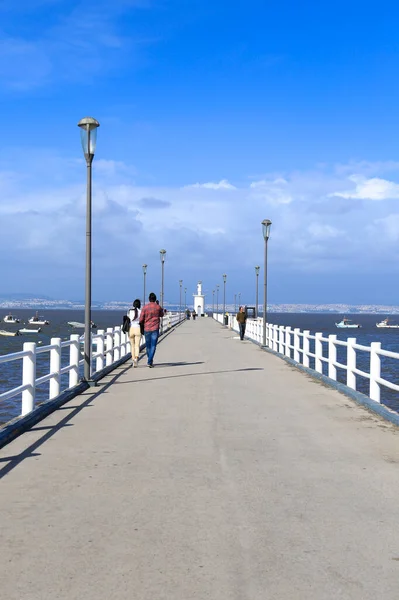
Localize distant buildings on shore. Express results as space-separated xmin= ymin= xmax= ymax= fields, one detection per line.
xmin=1 ymin=296 xmax=399 ymax=314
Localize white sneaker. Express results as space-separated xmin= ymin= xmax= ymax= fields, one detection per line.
xmin=134 ymin=359 xmax=138 ymax=367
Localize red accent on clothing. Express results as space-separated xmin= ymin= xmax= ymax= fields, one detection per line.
xmin=139 ymin=302 xmax=164 ymax=331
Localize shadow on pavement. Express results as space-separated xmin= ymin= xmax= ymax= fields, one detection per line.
xmin=0 ymin=363 xmax=131 ymax=480
xmin=151 ymin=361 xmax=204 ymax=368
xmin=116 ymin=367 xmax=264 ymax=385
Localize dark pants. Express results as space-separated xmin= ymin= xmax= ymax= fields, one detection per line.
xmin=144 ymin=330 xmax=159 ymax=365
xmin=239 ymin=322 xmax=246 ymax=340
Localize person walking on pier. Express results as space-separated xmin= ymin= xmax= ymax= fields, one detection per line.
xmin=127 ymin=299 xmax=142 ymax=367
xmin=140 ymin=292 xmax=164 ymax=368
xmin=236 ymin=306 xmax=247 ymax=340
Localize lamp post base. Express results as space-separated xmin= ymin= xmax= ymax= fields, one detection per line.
xmin=82 ymin=378 xmax=98 ymax=387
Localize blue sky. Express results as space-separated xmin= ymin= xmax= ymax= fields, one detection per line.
xmin=1 ymin=0 xmax=399 ymax=305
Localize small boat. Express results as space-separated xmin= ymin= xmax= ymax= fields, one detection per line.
xmin=376 ymin=318 xmax=399 ymax=329
xmin=19 ymin=328 xmax=42 ymax=334
xmin=335 ymin=317 xmax=361 ymax=329
xmin=28 ymin=312 xmax=49 ymax=325
xmin=0 ymin=329 xmax=19 ymax=337
xmin=68 ymin=321 xmax=97 ymax=329
xmin=3 ymin=314 xmax=20 ymax=324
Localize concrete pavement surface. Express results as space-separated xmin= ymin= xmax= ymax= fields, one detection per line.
xmin=1 ymin=318 xmax=399 ymax=599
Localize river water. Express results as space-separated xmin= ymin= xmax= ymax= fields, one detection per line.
xmin=0 ymin=311 xmax=398 ymax=425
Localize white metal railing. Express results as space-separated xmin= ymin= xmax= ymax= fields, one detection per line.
xmin=0 ymin=312 xmax=184 ymax=421
xmin=213 ymin=313 xmax=399 ymax=405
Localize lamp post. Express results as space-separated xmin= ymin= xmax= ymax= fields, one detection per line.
xmin=255 ymin=265 xmax=260 ymax=318
xmin=223 ymin=274 xmax=227 ymax=325
xmin=212 ymin=290 xmax=215 ymax=315
xmin=216 ymin=285 xmax=220 ymax=315
xmin=262 ymin=219 xmax=272 ymax=347
xmin=234 ymin=293 xmax=237 ymax=313
xmin=179 ymin=280 xmax=183 ymax=318
xmin=184 ymin=287 xmax=187 ymax=310
xmin=142 ymin=264 xmax=147 ymax=304
xmin=78 ymin=116 xmax=100 ymax=384
xmin=160 ymin=249 xmax=166 ymax=334
xmin=238 ymin=292 xmax=241 ymax=307
xmin=160 ymin=249 xmax=166 ymax=307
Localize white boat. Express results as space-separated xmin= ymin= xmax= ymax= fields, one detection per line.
xmin=3 ymin=314 xmax=20 ymax=324
xmin=68 ymin=321 xmax=97 ymax=329
xmin=19 ymin=328 xmax=42 ymax=334
xmin=335 ymin=317 xmax=361 ymax=329
xmin=0 ymin=329 xmax=19 ymax=337
xmin=28 ymin=312 xmax=49 ymax=326
xmin=376 ymin=318 xmax=399 ymax=329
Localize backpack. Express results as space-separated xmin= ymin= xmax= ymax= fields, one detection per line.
xmin=122 ymin=314 xmax=131 ymax=333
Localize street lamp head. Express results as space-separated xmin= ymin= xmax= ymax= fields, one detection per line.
xmin=216 ymin=284 xmax=220 ymax=290
xmin=255 ymin=265 xmax=260 ymax=275
xmin=78 ymin=117 xmax=100 ymax=159
xmin=223 ymin=274 xmax=227 ymax=283
xmin=160 ymin=249 xmax=166 ymax=262
xmin=142 ymin=264 xmax=147 ymax=274
xmin=179 ymin=279 xmax=183 ymax=286
xmin=261 ymin=219 xmax=272 ymax=240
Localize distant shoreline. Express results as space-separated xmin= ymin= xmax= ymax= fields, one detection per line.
xmin=1 ymin=305 xmax=399 ymax=315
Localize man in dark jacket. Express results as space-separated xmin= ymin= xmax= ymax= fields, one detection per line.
xmin=236 ymin=306 xmax=247 ymax=341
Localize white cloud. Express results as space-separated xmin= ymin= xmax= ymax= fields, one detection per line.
xmin=332 ymin=175 xmax=399 ymax=201
xmin=2 ymin=154 xmax=399 ymax=300
xmin=372 ymin=214 xmax=399 ymax=242
xmin=308 ymin=223 xmax=343 ymax=240
xmin=95 ymin=159 xmax=136 ymax=178
xmin=334 ymin=160 xmax=399 ymax=176
xmin=249 ymin=177 xmax=292 ymax=205
xmin=183 ymin=179 xmax=237 ymax=190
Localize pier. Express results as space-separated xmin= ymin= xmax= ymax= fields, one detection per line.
xmin=1 ymin=318 xmax=399 ymax=599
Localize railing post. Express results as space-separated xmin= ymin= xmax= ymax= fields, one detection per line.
xmin=121 ymin=331 xmax=128 ymax=357
xmin=346 ymin=337 xmax=357 ymax=390
xmin=302 ymin=330 xmax=310 ymax=367
xmin=370 ymin=342 xmax=381 ymax=402
xmin=106 ymin=327 xmax=114 ymax=366
xmin=22 ymin=342 xmax=36 ymax=416
xmin=96 ymin=330 xmax=105 ymax=372
xmin=315 ymin=332 xmax=323 ymax=373
xmin=293 ymin=328 xmax=300 ymax=362
xmin=49 ymin=337 xmax=62 ymax=399
xmin=278 ymin=325 xmax=284 ymax=354
xmin=328 ymin=334 xmax=337 ymax=380
xmin=273 ymin=325 xmax=278 ymax=351
xmin=285 ymin=327 xmax=291 ymax=357
xmin=69 ymin=334 xmax=80 ymax=388
xmin=113 ymin=326 xmax=121 ymax=362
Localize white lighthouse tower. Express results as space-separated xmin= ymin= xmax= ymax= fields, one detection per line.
xmin=193 ymin=281 xmax=205 ymax=316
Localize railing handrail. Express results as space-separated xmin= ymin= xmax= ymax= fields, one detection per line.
xmin=213 ymin=312 xmax=399 ymax=405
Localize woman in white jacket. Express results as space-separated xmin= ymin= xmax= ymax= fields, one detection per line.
xmin=128 ymin=299 xmax=141 ymax=367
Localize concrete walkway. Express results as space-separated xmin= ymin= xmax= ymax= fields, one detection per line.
xmin=1 ymin=318 xmax=399 ymax=599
